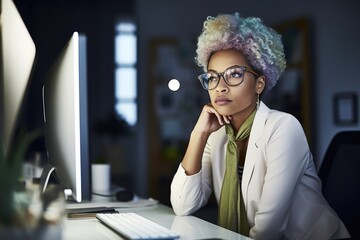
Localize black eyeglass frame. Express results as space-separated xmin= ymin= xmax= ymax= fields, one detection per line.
xmin=198 ymin=65 xmax=259 ymax=90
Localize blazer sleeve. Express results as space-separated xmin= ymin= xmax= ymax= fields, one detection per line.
xmin=249 ymin=113 xmax=311 ymax=239
xmin=170 ymin=141 xmax=213 ymax=216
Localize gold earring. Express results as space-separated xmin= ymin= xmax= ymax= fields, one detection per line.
xmin=256 ymin=94 xmax=260 ymax=108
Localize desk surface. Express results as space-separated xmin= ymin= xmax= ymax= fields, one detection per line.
xmin=63 ymin=203 xmax=250 ymax=240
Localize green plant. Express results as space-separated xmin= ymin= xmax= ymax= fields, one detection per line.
xmin=0 ymin=130 xmax=42 ymax=226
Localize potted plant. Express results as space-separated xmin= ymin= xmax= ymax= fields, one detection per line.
xmin=0 ymin=130 xmax=65 ymax=239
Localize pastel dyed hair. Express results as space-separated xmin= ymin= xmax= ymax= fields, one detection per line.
xmin=195 ymin=12 xmax=286 ymax=93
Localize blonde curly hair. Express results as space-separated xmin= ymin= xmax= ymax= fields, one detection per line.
xmin=195 ymin=13 xmax=286 ymax=93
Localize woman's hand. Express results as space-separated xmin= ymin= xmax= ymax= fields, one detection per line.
xmin=193 ymin=103 xmax=232 ymax=135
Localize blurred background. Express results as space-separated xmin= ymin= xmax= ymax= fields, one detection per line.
xmin=15 ymin=0 xmax=360 ymax=206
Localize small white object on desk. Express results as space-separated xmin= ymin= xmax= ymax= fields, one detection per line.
xmin=91 ymin=163 xmax=111 ymax=192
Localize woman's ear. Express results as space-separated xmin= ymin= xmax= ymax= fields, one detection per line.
xmin=256 ymin=76 xmax=266 ymax=94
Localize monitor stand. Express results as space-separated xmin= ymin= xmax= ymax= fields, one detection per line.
xmin=38 ymin=163 xmax=73 ymax=201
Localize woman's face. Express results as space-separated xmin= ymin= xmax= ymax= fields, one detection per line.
xmin=207 ymin=49 xmax=265 ymax=119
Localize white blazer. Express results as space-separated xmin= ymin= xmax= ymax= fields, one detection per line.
xmin=170 ymin=102 xmax=350 ymax=240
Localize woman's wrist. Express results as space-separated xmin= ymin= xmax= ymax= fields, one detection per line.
xmin=191 ymin=128 xmax=212 ymax=140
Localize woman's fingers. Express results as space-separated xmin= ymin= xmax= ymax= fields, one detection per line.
xmin=222 ymin=115 xmax=232 ymax=124
xmin=204 ymin=104 xmax=231 ymax=125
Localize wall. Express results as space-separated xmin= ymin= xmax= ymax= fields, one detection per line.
xmin=135 ymin=0 xmax=360 ymax=196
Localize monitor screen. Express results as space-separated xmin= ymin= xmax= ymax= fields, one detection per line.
xmin=41 ymin=32 xmax=91 ymax=202
xmin=0 ymin=0 xmax=36 ymax=154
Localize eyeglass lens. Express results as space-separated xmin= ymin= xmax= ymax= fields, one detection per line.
xmin=199 ymin=66 xmax=246 ymax=90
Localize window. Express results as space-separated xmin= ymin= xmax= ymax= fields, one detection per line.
xmin=115 ymin=20 xmax=137 ymax=126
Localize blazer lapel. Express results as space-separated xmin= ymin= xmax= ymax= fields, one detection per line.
xmin=241 ymin=102 xmax=270 ymax=206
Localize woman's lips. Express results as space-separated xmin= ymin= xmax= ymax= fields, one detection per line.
xmin=215 ymin=96 xmax=232 ymax=106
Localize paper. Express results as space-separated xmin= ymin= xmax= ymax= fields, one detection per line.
xmin=66 ymin=198 xmax=158 ymax=210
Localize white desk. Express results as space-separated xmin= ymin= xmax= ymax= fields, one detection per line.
xmin=63 ymin=202 xmax=250 ymax=240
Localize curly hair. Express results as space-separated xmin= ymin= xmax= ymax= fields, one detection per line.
xmin=195 ymin=13 xmax=286 ymax=93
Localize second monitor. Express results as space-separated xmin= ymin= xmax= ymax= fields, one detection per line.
xmin=41 ymin=32 xmax=91 ymax=202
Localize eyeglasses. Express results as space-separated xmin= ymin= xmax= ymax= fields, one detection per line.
xmin=198 ymin=65 xmax=259 ymax=90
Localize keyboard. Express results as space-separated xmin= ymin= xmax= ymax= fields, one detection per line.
xmin=96 ymin=212 xmax=180 ymax=239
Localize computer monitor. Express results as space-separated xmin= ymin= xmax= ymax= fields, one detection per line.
xmin=41 ymin=32 xmax=91 ymax=202
xmin=0 ymin=0 xmax=36 ymax=154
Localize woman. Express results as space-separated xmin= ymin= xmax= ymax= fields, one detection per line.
xmin=170 ymin=13 xmax=350 ymax=239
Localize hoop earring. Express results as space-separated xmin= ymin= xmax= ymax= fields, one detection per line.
xmin=256 ymin=94 xmax=260 ymax=108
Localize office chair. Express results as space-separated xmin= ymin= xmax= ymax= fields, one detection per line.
xmin=318 ymin=131 xmax=360 ymax=239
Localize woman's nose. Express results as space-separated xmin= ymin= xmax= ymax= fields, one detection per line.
xmin=216 ymin=75 xmax=229 ymax=92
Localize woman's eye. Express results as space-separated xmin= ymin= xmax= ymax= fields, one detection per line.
xmin=231 ymin=72 xmax=243 ymax=78
xmin=208 ymin=76 xmax=218 ymax=82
